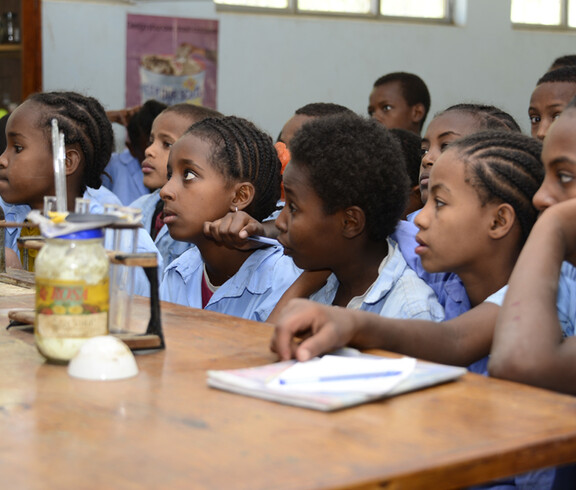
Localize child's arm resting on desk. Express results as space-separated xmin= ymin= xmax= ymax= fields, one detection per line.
xmin=271 ymin=298 xmax=497 ymax=366
xmin=203 ymin=211 xmax=278 ymax=250
xmin=489 ymin=200 xmax=576 ymax=395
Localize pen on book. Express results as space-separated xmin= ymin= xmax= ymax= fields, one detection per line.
xmin=278 ymin=370 xmax=404 ymax=385
xmin=247 ymin=235 xmax=281 ymax=247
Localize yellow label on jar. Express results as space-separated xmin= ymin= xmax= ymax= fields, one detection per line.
xmin=35 ymin=278 xmax=109 ymax=338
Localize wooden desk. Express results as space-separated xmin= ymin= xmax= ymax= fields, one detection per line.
xmin=1 ymin=293 xmax=576 ymax=489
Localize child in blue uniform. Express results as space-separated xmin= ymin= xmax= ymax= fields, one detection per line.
xmin=159 ymin=116 xmax=301 ymax=321
xmin=102 ymin=99 xmax=167 ymax=205
xmin=0 ymin=91 xmax=161 ymax=291
xmin=275 ymin=113 xmax=442 ymax=320
xmin=130 ymin=103 xmax=223 ymax=269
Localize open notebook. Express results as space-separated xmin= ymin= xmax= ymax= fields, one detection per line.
xmin=207 ymin=349 xmax=467 ymax=412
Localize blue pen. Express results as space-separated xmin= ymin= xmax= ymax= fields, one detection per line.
xmin=247 ymin=235 xmax=281 ymax=247
xmin=278 ymin=370 xmax=403 ymax=385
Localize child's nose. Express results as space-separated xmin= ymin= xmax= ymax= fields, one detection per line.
xmin=275 ymin=206 xmax=288 ymax=233
xmin=532 ymin=184 xmax=555 ymax=212
xmin=159 ymin=180 xmax=173 ymax=201
xmin=0 ymin=149 xmax=7 ymax=168
xmin=421 ymin=150 xmax=435 ymax=168
xmin=536 ymin=121 xmax=550 ymax=141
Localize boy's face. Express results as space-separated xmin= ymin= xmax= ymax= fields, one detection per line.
xmin=533 ymin=109 xmax=576 ymax=210
xmin=276 ymin=161 xmax=344 ymax=271
xmin=529 ymin=81 xmax=576 ymax=141
xmin=0 ymin=101 xmax=55 ymax=210
xmin=368 ymin=81 xmax=421 ymax=134
xmin=142 ymin=112 xmax=193 ymax=191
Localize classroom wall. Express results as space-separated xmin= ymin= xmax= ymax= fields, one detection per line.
xmin=42 ymin=0 xmax=576 ymax=139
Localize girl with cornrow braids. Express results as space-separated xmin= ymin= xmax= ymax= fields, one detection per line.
xmin=0 ymin=91 xmax=162 ymax=292
xmin=159 ymin=116 xmax=301 ymax=321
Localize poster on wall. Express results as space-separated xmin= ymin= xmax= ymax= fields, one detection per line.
xmin=126 ymin=14 xmax=218 ymax=109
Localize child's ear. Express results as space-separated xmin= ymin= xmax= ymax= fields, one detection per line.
xmin=410 ymin=103 xmax=426 ymax=126
xmin=64 ymin=148 xmax=82 ymax=176
xmin=489 ymin=203 xmax=516 ymax=239
xmin=231 ymin=182 xmax=255 ymax=212
xmin=341 ymin=206 xmax=365 ymax=239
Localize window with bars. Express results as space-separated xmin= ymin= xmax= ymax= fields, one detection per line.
xmin=213 ymin=0 xmax=452 ymax=23
xmin=511 ymin=0 xmax=576 ymax=28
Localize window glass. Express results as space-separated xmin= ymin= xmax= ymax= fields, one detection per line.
xmin=298 ymin=0 xmax=371 ymax=14
xmin=510 ymin=0 xmax=562 ymax=25
xmin=380 ymin=0 xmax=446 ymax=18
xmin=215 ymin=0 xmax=288 ymax=7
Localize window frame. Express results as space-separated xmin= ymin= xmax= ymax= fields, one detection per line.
xmin=213 ymin=0 xmax=454 ymax=25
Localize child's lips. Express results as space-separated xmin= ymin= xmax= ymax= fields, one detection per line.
xmin=141 ymin=161 xmax=155 ymax=174
xmin=419 ymin=174 xmax=430 ymax=189
xmin=414 ymin=234 xmax=428 ymax=255
xmin=162 ymin=208 xmax=177 ymax=224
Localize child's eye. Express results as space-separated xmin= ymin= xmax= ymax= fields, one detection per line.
xmin=558 ymin=171 xmax=574 ymax=185
xmin=14 ymin=144 xmax=23 ymax=154
xmin=440 ymin=142 xmax=451 ymax=152
xmin=163 ymin=140 xmax=173 ymax=150
xmin=529 ymin=115 xmax=541 ymax=125
xmin=434 ymin=198 xmax=445 ymax=209
xmin=381 ymin=104 xmax=392 ymax=112
xmin=420 ymin=147 xmax=429 ymax=157
xmin=553 ymin=113 xmax=562 ymax=120
xmin=183 ymin=169 xmax=197 ymax=181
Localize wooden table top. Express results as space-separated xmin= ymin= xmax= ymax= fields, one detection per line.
xmin=1 ymin=291 xmax=576 ymax=489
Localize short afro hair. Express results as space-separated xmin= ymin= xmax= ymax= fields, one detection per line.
xmin=295 ymin=103 xmax=354 ymax=117
xmin=537 ymin=66 xmax=576 ymax=85
xmin=289 ymin=113 xmax=409 ymax=242
xmin=389 ymin=128 xmax=421 ymax=187
xmin=373 ymin=72 xmax=431 ymax=129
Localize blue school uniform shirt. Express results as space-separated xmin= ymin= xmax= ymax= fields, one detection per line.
xmin=1 ymin=190 xmax=162 ymax=297
xmin=159 ymin=245 xmax=302 ymax=322
xmin=130 ymin=189 xmax=192 ymax=269
xmin=391 ymin=219 xmax=470 ymax=320
xmin=102 ymin=149 xmax=149 ymax=206
xmin=309 ymin=238 xmax=444 ymax=321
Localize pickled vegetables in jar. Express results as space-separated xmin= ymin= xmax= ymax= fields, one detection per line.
xmin=35 ymin=228 xmax=109 ymax=363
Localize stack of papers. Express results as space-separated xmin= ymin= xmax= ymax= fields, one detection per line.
xmin=207 ymin=351 xmax=467 ymax=411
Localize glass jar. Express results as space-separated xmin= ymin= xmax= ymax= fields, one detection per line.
xmin=35 ymin=228 xmax=109 ymax=363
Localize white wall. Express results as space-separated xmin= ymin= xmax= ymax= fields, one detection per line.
xmin=43 ymin=0 xmax=576 ymax=139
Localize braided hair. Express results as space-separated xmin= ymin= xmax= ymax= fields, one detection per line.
xmin=450 ymin=131 xmax=544 ymax=243
xmin=185 ymin=116 xmax=281 ymax=222
xmin=27 ymin=91 xmax=113 ymax=194
xmin=442 ymin=104 xmax=522 ymax=133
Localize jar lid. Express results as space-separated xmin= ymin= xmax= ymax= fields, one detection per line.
xmin=58 ymin=228 xmax=104 ymax=240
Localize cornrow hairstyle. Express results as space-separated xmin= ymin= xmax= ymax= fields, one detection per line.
xmin=537 ymin=66 xmax=576 ymax=85
xmin=290 ymin=113 xmax=409 ymax=242
xmin=27 ymin=91 xmax=113 ymax=194
xmin=442 ymin=104 xmax=522 ymax=133
xmin=295 ymin=103 xmax=354 ymax=117
xmin=450 ymin=130 xmax=544 ymax=244
xmin=549 ymin=54 xmax=576 ymax=72
xmin=373 ymin=72 xmax=431 ymax=129
xmin=184 ymin=116 xmax=281 ymax=222
xmin=127 ymin=99 xmax=167 ymax=146
xmin=389 ymin=128 xmax=421 ymax=187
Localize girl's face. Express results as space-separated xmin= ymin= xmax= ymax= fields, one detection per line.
xmin=414 ymin=148 xmax=498 ymax=275
xmin=160 ymin=133 xmax=235 ymax=243
xmin=0 ymin=101 xmax=55 ymax=210
xmin=529 ymin=82 xmax=576 ymax=141
xmin=419 ymin=111 xmax=481 ymax=203
xmin=533 ymin=109 xmax=576 ymax=210
xmin=142 ymin=112 xmax=194 ymax=191
xmin=276 ymin=161 xmax=344 ymax=271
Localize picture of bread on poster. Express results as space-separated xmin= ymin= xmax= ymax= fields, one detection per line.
xmin=140 ymin=43 xmax=207 ymax=106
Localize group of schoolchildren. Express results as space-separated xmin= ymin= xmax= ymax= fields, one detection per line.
xmin=3 ymin=53 xmax=576 ymax=488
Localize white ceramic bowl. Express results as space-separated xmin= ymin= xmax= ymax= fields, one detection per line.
xmin=67 ymin=336 xmax=139 ymax=380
